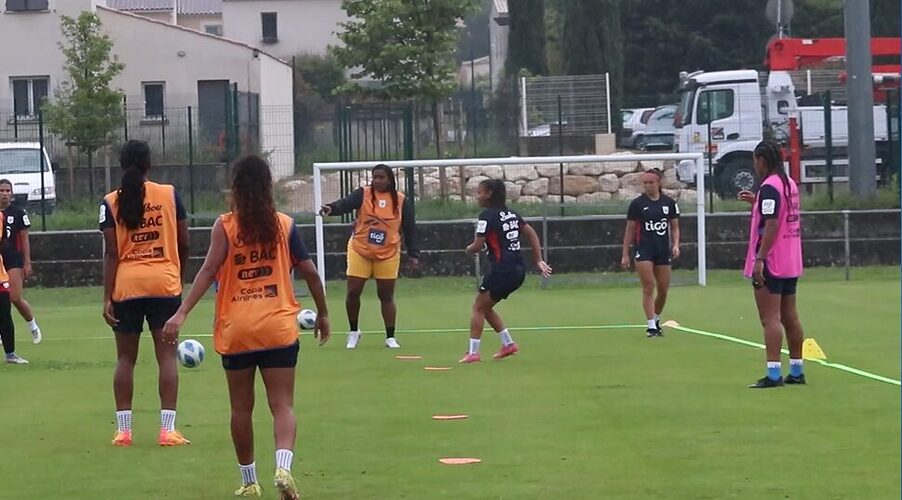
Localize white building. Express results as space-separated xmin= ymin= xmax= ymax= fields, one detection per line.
xmin=104 ymin=0 xmax=223 ymax=34
xmin=221 ymin=0 xmax=347 ymax=59
xmin=0 ymin=0 xmax=295 ymax=178
xmin=489 ymin=0 xmax=509 ymax=92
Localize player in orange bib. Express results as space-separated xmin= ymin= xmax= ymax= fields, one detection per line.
xmin=100 ymin=140 xmax=190 ymax=447
xmin=163 ymin=155 xmax=329 ymax=499
xmin=319 ymin=164 xmax=418 ymax=349
xmin=0 ymin=213 xmax=26 ymax=364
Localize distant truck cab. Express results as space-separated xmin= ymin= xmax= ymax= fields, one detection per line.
xmin=0 ymin=142 xmax=57 ymax=214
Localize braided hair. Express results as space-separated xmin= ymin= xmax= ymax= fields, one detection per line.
xmin=753 ymin=140 xmax=793 ymax=208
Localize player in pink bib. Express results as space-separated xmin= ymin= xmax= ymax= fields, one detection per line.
xmin=739 ymin=140 xmax=807 ymax=388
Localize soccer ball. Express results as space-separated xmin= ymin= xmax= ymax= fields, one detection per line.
xmin=297 ymin=309 xmax=317 ymax=330
xmin=177 ymin=339 xmax=205 ymax=368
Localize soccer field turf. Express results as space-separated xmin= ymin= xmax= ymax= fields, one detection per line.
xmin=3 ymin=267 xmax=900 ymax=499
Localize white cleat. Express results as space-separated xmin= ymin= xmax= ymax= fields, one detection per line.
xmin=346 ymin=330 xmax=361 ymax=349
xmin=5 ymin=353 xmax=28 ymax=364
xmin=31 ymin=327 xmax=42 ymax=345
xmin=385 ymin=337 xmax=401 ymax=349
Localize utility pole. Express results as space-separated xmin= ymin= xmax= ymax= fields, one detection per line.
xmin=845 ymin=0 xmax=877 ymax=197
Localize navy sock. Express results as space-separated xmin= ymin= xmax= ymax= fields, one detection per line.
xmin=386 ymin=326 xmax=395 ymax=339
xmin=350 ymin=321 xmax=358 ymax=332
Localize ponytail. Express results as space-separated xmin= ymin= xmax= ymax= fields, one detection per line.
xmin=754 ymin=140 xmax=793 ymax=212
xmin=117 ymin=140 xmax=152 ymax=230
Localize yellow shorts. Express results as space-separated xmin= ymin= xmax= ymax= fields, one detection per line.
xmin=346 ymin=244 xmax=400 ymax=280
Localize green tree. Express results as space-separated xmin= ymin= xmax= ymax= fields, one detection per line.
xmin=561 ymin=0 xmax=624 ymax=127
xmin=506 ymin=0 xmax=547 ymax=75
xmin=43 ymin=12 xmax=124 ymax=165
xmin=332 ymin=0 xmax=479 ymax=159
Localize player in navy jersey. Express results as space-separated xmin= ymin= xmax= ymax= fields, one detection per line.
xmin=0 ymin=179 xmax=41 ymax=344
xmin=621 ymin=169 xmax=681 ymax=337
xmin=460 ymin=179 xmax=552 ymax=363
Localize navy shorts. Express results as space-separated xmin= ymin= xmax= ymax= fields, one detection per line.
xmin=112 ymin=297 xmax=181 ymax=334
xmin=2 ymin=250 xmax=23 ymax=270
xmin=480 ymin=265 xmax=526 ymax=302
xmin=221 ymin=341 xmax=300 ymax=371
xmin=754 ymin=264 xmax=798 ymax=296
xmin=634 ymin=244 xmax=671 ymax=266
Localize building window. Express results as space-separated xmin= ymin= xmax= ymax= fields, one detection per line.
xmin=261 ymin=12 xmax=278 ymax=44
xmin=142 ymin=82 xmax=165 ymax=119
xmin=11 ymin=76 xmax=48 ymax=119
xmin=204 ymin=24 xmax=223 ymax=36
xmin=5 ymin=0 xmax=49 ymax=12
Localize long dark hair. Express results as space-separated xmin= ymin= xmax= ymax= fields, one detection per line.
xmin=753 ymin=140 xmax=792 ymax=207
xmin=479 ymin=178 xmax=507 ymax=208
xmin=117 ymin=140 xmax=152 ymax=230
xmin=231 ymin=155 xmax=280 ymax=247
xmin=371 ymin=164 xmax=399 ymax=216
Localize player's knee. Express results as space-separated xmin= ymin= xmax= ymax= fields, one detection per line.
xmin=641 ymin=283 xmax=655 ymax=295
xmin=377 ymin=289 xmax=394 ymax=303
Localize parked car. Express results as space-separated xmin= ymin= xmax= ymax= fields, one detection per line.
xmin=620 ymin=107 xmax=654 ymax=148
xmin=633 ymin=104 xmax=678 ymax=151
xmin=0 ymin=142 xmax=57 ymax=214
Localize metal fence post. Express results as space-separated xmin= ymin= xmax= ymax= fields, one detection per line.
xmin=188 ymin=106 xmax=195 ymax=218
xmin=38 ymin=110 xmax=47 ymax=231
xmin=843 ymin=210 xmax=850 ymax=281
xmin=824 ymin=91 xmax=834 ymax=203
xmin=557 ymin=95 xmax=564 ymax=216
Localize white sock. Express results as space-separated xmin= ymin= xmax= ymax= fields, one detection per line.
xmin=275 ymin=449 xmax=294 ymax=471
xmin=161 ymin=409 xmax=176 ymax=432
xmin=497 ymin=329 xmax=514 ymax=347
xmin=468 ymin=338 xmax=481 ymax=355
xmin=647 ymin=319 xmax=657 ymax=330
xmin=239 ymin=462 xmax=258 ymax=486
xmin=116 ymin=410 xmax=132 ymax=432
xmin=653 ymin=314 xmax=660 ymax=322
xmin=26 ymin=319 xmax=37 ymax=330
xmin=790 ymin=358 xmax=803 ymax=366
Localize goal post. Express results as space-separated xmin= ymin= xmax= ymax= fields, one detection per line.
xmin=312 ymin=153 xmax=707 ymax=290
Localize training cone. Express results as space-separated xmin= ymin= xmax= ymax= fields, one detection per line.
xmin=662 ymin=320 xmax=680 ymax=328
xmin=802 ymin=338 xmax=827 ymax=360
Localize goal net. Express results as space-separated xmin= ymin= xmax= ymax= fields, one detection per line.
xmin=312 ymin=153 xmax=707 ymax=290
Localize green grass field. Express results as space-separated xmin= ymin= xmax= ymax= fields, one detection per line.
xmin=3 ymin=267 xmax=900 ymax=499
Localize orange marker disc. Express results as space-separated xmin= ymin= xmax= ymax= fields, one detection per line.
xmin=439 ymin=458 xmax=482 ymax=465
xmin=424 ymin=366 xmax=451 ymax=371
xmin=432 ymin=414 xmax=468 ymax=420
xmin=394 ymin=355 xmax=422 ymax=360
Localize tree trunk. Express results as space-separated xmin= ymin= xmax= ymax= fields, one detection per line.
xmin=66 ymin=144 xmax=74 ymax=202
xmin=432 ymin=98 xmax=447 ymax=200
xmin=104 ymin=145 xmax=111 ymax=194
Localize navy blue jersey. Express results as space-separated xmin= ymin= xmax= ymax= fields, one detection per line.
xmin=2 ymin=205 xmax=29 ymax=253
xmin=627 ymin=194 xmax=679 ymax=247
xmin=476 ymin=207 xmax=525 ymax=269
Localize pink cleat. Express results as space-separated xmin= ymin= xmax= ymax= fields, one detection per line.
xmin=493 ymin=343 xmax=519 ymax=360
xmin=458 ymin=353 xmax=481 ymax=364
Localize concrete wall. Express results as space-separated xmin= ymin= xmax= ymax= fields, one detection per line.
xmin=221 ymin=0 xmax=346 ymax=58
xmin=24 ymin=211 xmax=902 ymax=287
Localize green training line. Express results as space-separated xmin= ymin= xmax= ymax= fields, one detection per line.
xmin=672 ymin=325 xmax=901 ymax=387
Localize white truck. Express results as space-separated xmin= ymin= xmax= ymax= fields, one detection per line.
xmin=673 ymin=68 xmax=891 ymax=196
xmin=0 ymin=142 xmax=57 ymax=214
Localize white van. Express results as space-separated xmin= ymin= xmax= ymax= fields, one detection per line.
xmin=0 ymin=142 xmax=56 ymax=214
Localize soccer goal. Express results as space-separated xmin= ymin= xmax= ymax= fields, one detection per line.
xmin=312 ymin=152 xmax=708 ymax=290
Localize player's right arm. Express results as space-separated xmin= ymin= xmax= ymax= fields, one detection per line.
xmin=289 ymin=225 xmax=330 ymax=345
xmin=100 ymin=201 xmax=119 ymax=327
xmin=621 ymin=200 xmax=640 ymax=270
xmin=319 ymin=188 xmax=364 ymax=216
xmin=162 ymin=217 xmax=229 ymax=344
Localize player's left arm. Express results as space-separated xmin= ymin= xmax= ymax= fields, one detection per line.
xmin=466 ymin=235 xmax=486 ymax=255
xmin=521 ymin=222 xmax=552 ymax=277
xmin=174 ymin=190 xmax=190 ymax=281
xmin=289 ymin=225 xmax=330 ymax=345
xmin=20 ymin=211 xmax=32 ymax=277
xmin=466 ymin=211 xmax=489 ymax=255
xmin=670 ymin=201 xmax=681 ymax=258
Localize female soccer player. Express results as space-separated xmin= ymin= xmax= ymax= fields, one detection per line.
xmin=319 ymin=164 xmax=418 ymax=349
xmin=0 ymin=213 xmax=26 ymax=364
xmin=621 ymin=168 xmax=681 ymax=337
xmin=163 ymin=155 xmax=329 ymax=499
xmin=100 ymin=140 xmax=190 ymax=447
xmin=459 ymin=179 xmax=552 ymax=363
xmin=740 ymin=140 xmax=806 ymax=389
xmin=0 ymin=179 xmax=41 ymax=343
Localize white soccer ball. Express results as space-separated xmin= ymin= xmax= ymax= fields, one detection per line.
xmin=177 ymin=339 xmax=205 ymax=368
xmin=297 ymin=309 xmax=317 ymax=330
